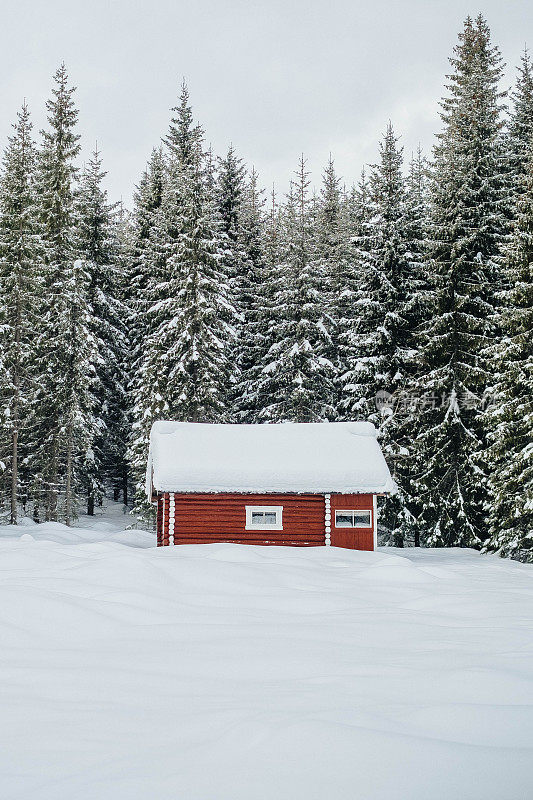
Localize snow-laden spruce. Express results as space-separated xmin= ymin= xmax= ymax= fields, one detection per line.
xmin=409 ymin=15 xmax=511 ymax=549
xmin=76 ymin=147 xmax=129 ymax=512
xmin=484 ymin=137 xmax=533 ymax=560
xmin=0 ymin=103 xmax=44 ymax=524
xmin=34 ymin=64 xmax=98 ymax=526
xmin=129 ymin=84 xmax=239 ymax=513
xmin=250 ymin=156 xmax=336 ymax=422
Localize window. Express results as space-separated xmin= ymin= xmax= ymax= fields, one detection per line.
xmin=334 ymin=509 xmax=372 ymax=528
xmin=245 ymin=505 xmax=283 ymax=531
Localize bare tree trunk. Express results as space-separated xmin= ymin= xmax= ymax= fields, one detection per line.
xmin=10 ymin=429 xmax=18 ymax=525
xmin=10 ymin=289 xmax=21 ymax=525
xmin=122 ymin=466 xmax=128 ymax=507
xmin=47 ymin=441 xmax=58 ymax=522
xmin=65 ymin=426 xmax=72 ymax=526
xmin=87 ymin=489 xmax=94 ymax=516
xmin=33 ymin=477 xmax=40 ymax=523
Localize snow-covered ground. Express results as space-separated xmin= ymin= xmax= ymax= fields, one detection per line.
xmin=1 ymin=504 xmax=532 ymax=800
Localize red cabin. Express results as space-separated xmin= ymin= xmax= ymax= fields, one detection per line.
xmin=147 ymin=421 xmax=395 ymax=550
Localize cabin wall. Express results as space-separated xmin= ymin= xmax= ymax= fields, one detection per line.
xmin=156 ymin=491 xmax=377 ymax=550
xmin=159 ymin=493 xmax=325 ymax=546
xmin=329 ymin=493 xmax=375 ymax=550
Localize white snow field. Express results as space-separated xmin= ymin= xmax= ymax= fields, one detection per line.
xmin=1 ymin=504 xmax=532 ymax=800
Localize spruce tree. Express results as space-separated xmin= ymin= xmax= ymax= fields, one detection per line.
xmin=508 ymin=48 xmax=533 ymax=196
xmin=237 ymin=185 xmax=281 ymax=420
xmin=253 ymin=157 xmax=335 ymax=421
xmin=339 ymin=129 xmax=410 ymax=419
xmin=0 ymin=103 xmax=44 ymax=522
xmin=484 ymin=140 xmax=533 ymax=560
xmin=233 ymin=167 xmax=268 ymax=419
xmin=76 ymin=146 xmax=128 ymax=512
xmin=393 ymin=147 xmax=432 ymax=546
xmin=345 ymin=125 xmax=416 ymax=541
xmin=411 ymin=16 xmax=509 ymax=547
xmin=315 ymin=155 xmax=346 ymax=392
xmin=216 ymin=144 xmax=248 ymax=409
xmin=337 ymin=170 xmax=371 ymax=420
xmin=130 ymin=85 xmax=237 ymax=511
xmin=36 ymin=64 xmax=96 ymax=524
xmin=127 ymin=148 xmax=167 ymax=512
xmin=217 ymin=145 xmax=246 ymax=243
xmin=164 ymin=81 xmax=203 ymax=165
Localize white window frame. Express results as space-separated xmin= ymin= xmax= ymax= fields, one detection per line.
xmin=245 ymin=505 xmax=283 ymax=531
xmin=334 ymin=509 xmax=372 ymax=528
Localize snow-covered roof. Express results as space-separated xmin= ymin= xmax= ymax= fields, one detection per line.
xmin=147 ymin=421 xmax=396 ymax=497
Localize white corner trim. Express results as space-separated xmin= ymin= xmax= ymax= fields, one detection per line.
xmin=373 ymin=494 xmax=378 ymax=551
xmin=168 ymin=495 xmax=175 ymax=543
xmin=324 ymin=494 xmax=331 ymax=546
xmin=245 ymin=505 xmax=283 ymax=531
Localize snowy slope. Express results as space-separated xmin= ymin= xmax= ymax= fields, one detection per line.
xmin=1 ymin=504 xmax=532 ymax=800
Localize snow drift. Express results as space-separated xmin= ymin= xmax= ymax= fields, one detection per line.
xmin=0 ymin=504 xmax=532 ymax=800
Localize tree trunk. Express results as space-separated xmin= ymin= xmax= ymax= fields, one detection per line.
xmin=10 ymin=429 xmax=18 ymax=525
xmin=47 ymin=443 xmax=58 ymax=522
xmin=11 ymin=286 xmax=21 ymax=525
xmin=122 ymin=466 xmax=128 ymax=506
xmin=87 ymin=490 xmax=94 ymax=516
xmin=65 ymin=426 xmax=73 ymax=526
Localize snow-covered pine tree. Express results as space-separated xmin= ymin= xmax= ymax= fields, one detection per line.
xmin=127 ymin=147 xmax=166 ymax=352
xmin=253 ymin=156 xmax=335 ymax=422
xmin=0 ymin=103 xmax=44 ymax=522
xmin=483 ymin=138 xmax=533 ymax=560
xmin=217 ymin=145 xmax=246 ymax=244
xmin=315 ymin=155 xmax=346 ymax=397
xmin=164 ymin=81 xmax=203 ymax=165
xmin=127 ymin=147 xmax=166 ymax=338
xmin=215 ymin=145 xmax=248 ymax=410
xmin=507 ymin=48 xmax=533 ymax=199
xmin=233 ymin=167 xmax=269 ymax=420
xmin=410 ymin=16 xmax=510 ymax=548
xmin=35 ymin=64 xmax=97 ymax=524
xmin=336 ymin=169 xmax=372 ymax=420
xmin=156 ymin=154 xmax=236 ymax=422
xmin=340 ymin=124 xmax=416 ymax=542
xmin=404 ymin=148 xmax=431 ymax=297
xmin=393 ymin=147 xmax=432 ymax=546
xmin=130 ymin=85 xmax=238 ymax=512
xmin=237 ymin=185 xmax=281 ymax=419
xmin=76 ymin=146 xmax=129 ymax=513
xmin=114 ymin=201 xmax=134 ymax=505
xmin=126 ymin=148 xmax=167 ymax=513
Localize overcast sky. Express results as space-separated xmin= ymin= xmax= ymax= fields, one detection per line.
xmin=1 ymin=0 xmax=531 ymax=205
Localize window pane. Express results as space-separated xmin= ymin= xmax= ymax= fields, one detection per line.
xmin=336 ymin=512 xmax=353 ymax=527
xmin=353 ymin=511 xmax=371 ymax=526
xmin=247 ymin=507 xmax=283 ymax=529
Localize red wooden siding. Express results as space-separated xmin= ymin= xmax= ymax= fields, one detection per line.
xmin=329 ymin=493 xmax=374 ymax=550
xmin=160 ymin=493 xmax=325 ymax=546
xmin=156 ymin=491 xmax=376 ymax=550
xmin=156 ymin=494 xmax=164 ymax=546
xmin=158 ymin=494 xmax=171 ymax=546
